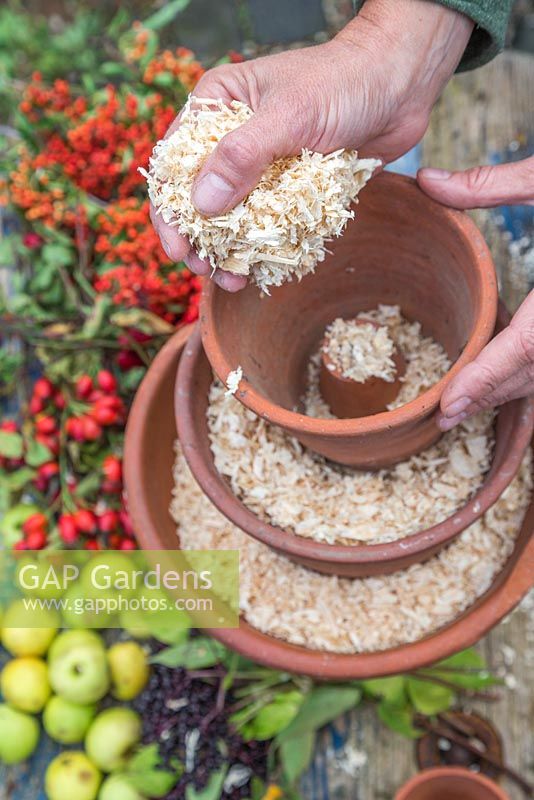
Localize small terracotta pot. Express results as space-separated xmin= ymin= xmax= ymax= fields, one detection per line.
xmin=200 ymin=172 xmax=498 ymax=468
xmin=319 ymin=319 xmax=407 ymax=418
xmin=395 ymin=767 xmax=510 ymax=800
xmin=175 ymin=311 xmax=534 ymax=577
xmin=124 ymin=326 xmax=534 ymax=679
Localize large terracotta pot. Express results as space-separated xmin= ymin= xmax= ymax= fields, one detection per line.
xmin=200 ymin=172 xmax=498 ymax=468
xmin=124 ymin=327 xmax=534 ymax=679
xmin=395 ymin=767 xmax=510 ymax=800
xmin=175 ymin=314 xmax=534 ymax=577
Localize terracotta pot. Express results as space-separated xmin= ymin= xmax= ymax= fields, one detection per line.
xmin=200 ymin=171 xmax=498 ymax=468
xmin=175 ymin=311 xmax=534 ymax=577
xmin=395 ymin=767 xmax=510 ymax=800
xmin=124 ymin=326 xmax=534 ymax=679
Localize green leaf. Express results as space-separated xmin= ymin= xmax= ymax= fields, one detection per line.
xmin=7 ymin=467 xmax=36 ymax=491
xmin=126 ymin=744 xmax=182 ymax=798
xmin=279 ymin=731 xmax=315 ymax=784
xmin=74 ymin=472 xmax=102 ymax=498
xmin=378 ymin=700 xmax=421 ymax=739
xmin=151 ymin=637 xmax=227 ymax=669
xmin=0 ymin=237 xmax=14 ymax=266
xmin=0 ymin=431 xmax=23 ymax=459
xmin=42 ymin=242 xmax=73 ymax=267
xmin=362 ymin=676 xmax=406 ymax=704
xmin=425 ymin=648 xmax=500 ymax=689
xmin=143 ymin=0 xmax=190 ymax=30
xmin=241 ymin=691 xmax=304 ymax=741
xmin=25 ymin=438 xmax=53 ymax=467
xmin=277 ymin=685 xmax=361 ymax=742
xmin=186 ymin=765 xmax=228 ymax=800
xmin=406 ymin=678 xmax=454 ymax=715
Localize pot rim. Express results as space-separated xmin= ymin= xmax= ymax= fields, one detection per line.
xmin=394 ymin=766 xmax=510 ymax=800
xmin=176 ymin=317 xmax=534 ymax=570
xmin=124 ymin=325 xmax=534 ymax=679
xmin=200 ymin=172 xmax=499 ymax=438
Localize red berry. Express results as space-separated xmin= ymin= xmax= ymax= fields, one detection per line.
xmin=81 ymin=415 xmax=102 ymax=441
xmin=101 ymin=479 xmax=121 ymax=494
xmin=97 ymin=370 xmax=117 ymax=393
xmin=29 ymin=396 xmax=44 ymax=415
xmin=75 ymin=374 xmax=93 ymax=399
xmin=13 ymin=540 xmax=28 ymax=551
xmin=59 ymin=514 xmax=78 ymax=544
xmin=36 ymin=433 xmax=60 ymax=456
xmin=38 ymin=461 xmax=59 ymax=481
xmin=103 ymin=455 xmax=122 ymax=484
xmin=66 ymin=417 xmax=84 ymax=441
xmin=91 ymin=404 xmax=118 ymax=427
xmin=22 ymin=512 xmax=48 ymax=536
xmin=117 ymin=350 xmax=143 ymax=371
xmin=108 ymin=533 xmax=123 ymax=549
xmin=74 ymin=509 xmax=97 ymax=534
xmin=26 ymin=530 xmax=47 ymax=550
xmin=33 ymin=377 xmax=54 ymax=400
xmin=0 ymin=420 xmax=18 ymax=433
xmin=54 ymin=391 xmax=66 ymax=410
xmin=98 ymin=509 xmax=119 ymax=533
xmin=85 ymin=540 xmax=101 ymax=551
xmin=88 ymin=390 xmax=104 ymax=403
xmin=119 ymin=538 xmax=136 ymax=551
xmin=23 ymin=232 xmax=43 ymax=250
xmin=35 ymin=415 xmax=56 ymax=435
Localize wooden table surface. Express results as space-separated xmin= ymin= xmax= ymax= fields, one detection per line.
xmin=1 ymin=49 xmax=534 ymax=800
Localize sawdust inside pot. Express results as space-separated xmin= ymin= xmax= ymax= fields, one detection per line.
xmin=322 ymin=317 xmax=397 ymax=383
xmin=171 ymin=443 xmax=532 ymax=654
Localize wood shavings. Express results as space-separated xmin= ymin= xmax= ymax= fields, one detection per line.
xmin=141 ymin=97 xmax=380 ymax=292
xmin=225 ymin=366 xmax=243 ymax=396
xmin=323 ymin=318 xmax=396 ymax=382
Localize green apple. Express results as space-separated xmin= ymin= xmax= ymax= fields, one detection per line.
xmin=15 ymin=556 xmax=68 ymax=599
xmin=108 ymin=641 xmax=149 ymax=701
xmin=61 ymin=583 xmax=116 ymax=629
xmin=48 ymin=629 xmax=105 ymax=663
xmin=99 ymin=774 xmax=147 ymax=800
xmin=85 ymin=708 xmax=142 ymax=772
xmin=0 ymin=503 xmax=40 ymax=547
xmin=49 ymin=642 xmax=110 ymax=704
xmin=1 ymin=598 xmax=60 ymax=657
xmin=0 ymin=704 xmax=40 ymax=764
xmin=1 ymin=656 xmax=51 ymax=713
xmin=81 ymin=553 xmax=138 ymax=597
xmin=45 ymin=752 xmax=101 ymax=800
xmin=118 ymin=608 xmax=152 ymax=640
xmin=43 ymin=696 xmax=96 ymax=744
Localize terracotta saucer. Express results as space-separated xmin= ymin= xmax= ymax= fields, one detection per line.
xmin=124 ymin=326 xmax=534 ymax=679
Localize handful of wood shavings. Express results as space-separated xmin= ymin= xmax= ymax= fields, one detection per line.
xmin=140 ymin=97 xmax=380 ymax=293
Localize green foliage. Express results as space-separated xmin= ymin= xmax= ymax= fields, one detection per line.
xmin=151 ymin=637 xmax=227 ymax=669
xmin=125 ymin=744 xmax=183 ymax=798
xmin=185 ymin=765 xmax=228 ymax=800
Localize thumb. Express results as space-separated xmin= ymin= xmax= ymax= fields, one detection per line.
xmin=417 ymin=155 xmax=534 ymax=209
xmin=191 ymin=110 xmax=298 ymax=216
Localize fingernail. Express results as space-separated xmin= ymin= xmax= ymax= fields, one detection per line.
xmin=161 ymin=238 xmax=172 ymax=259
xmin=420 ymin=168 xmax=452 ymax=181
xmin=439 ymin=411 xmax=468 ymax=432
xmin=192 ymin=173 xmax=234 ymax=215
xmin=443 ymin=396 xmax=471 ymax=417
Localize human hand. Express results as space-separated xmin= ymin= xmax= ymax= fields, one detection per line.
xmin=417 ymin=155 xmax=534 ymax=430
xmin=153 ymin=0 xmax=473 ymax=290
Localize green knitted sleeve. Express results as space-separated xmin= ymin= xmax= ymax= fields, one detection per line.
xmin=353 ymin=0 xmax=514 ymax=71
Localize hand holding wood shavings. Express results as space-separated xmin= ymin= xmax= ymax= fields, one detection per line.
xmin=140 ymin=97 xmax=380 ymax=293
